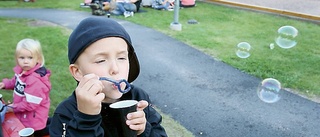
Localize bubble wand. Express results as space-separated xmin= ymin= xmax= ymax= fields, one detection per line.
xmin=99 ymin=77 xmax=131 ymax=94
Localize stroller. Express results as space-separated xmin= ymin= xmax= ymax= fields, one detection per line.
xmin=83 ymin=0 xmax=115 ymax=16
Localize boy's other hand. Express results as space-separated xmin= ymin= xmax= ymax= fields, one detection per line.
xmin=76 ymin=74 xmax=105 ymax=115
xmin=126 ymin=100 xmax=148 ymax=135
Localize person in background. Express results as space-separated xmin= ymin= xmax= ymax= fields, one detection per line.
xmin=49 ymin=17 xmax=167 ymax=137
xmin=0 ymin=38 xmax=51 ymax=137
xmin=180 ymin=0 xmax=195 ymax=8
xmin=113 ymin=0 xmax=137 ymax=17
xmin=152 ymin=0 xmax=174 ymax=11
xmin=109 ymin=0 xmax=142 ymax=17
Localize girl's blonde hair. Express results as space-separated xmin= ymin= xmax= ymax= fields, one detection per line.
xmin=15 ymin=38 xmax=45 ymax=67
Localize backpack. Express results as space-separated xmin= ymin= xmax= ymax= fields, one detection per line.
xmin=90 ymin=0 xmax=106 ymax=16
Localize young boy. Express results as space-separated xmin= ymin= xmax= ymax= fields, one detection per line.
xmin=49 ymin=17 xmax=167 ymax=137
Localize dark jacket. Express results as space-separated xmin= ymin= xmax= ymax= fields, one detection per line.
xmin=49 ymin=85 xmax=167 ymax=137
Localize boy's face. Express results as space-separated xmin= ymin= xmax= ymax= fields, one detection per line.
xmin=16 ymin=48 xmax=38 ymax=72
xmin=71 ymin=37 xmax=130 ymax=102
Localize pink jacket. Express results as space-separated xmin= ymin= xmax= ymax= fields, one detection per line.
xmin=2 ymin=64 xmax=51 ymax=130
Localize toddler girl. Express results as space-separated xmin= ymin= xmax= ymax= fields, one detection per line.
xmin=0 ymin=38 xmax=51 ymax=136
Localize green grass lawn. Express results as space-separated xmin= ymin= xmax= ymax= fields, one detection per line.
xmin=0 ymin=0 xmax=319 ymax=136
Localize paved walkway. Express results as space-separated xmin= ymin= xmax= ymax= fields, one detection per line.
xmin=0 ymin=1 xmax=319 ymax=136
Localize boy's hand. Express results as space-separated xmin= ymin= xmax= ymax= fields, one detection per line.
xmin=126 ymin=100 xmax=148 ymax=135
xmin=130 ymin=0 xmax=138 ymax=3
xmin=76 ymin=74 xmax=105 ymax=115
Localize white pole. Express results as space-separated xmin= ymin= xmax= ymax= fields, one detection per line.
xmin=170 ymin=0 xmax=182 ymax=31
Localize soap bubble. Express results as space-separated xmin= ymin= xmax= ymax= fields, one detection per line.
xmin=275 ymin=25 xmax=298 ymax=49
xmin=236 ymin=42 xmax=251 ymax=58
xmin=257 ymin=78 xmax=281 ymax=103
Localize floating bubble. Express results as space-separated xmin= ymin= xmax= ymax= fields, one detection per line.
xmin=235 ymin=42 xmax=251 ymax=58
xmin=257 ymin=78 xmax=281 ymax=103
xmin=275 ymin=25 xmax=298 ymax=49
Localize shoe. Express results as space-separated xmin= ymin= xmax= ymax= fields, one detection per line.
xmin=167 ymin=8 xmax=174 ymax=11
xmin=124 ymin=11 xmax=131 ymax=18
xmin=130 ymin=12 xmax=134 ymax=17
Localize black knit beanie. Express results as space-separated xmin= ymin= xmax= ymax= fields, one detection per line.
xmin=68 ymin=17 xmax=140 ymax=83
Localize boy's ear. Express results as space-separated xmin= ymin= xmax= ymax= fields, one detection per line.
xmin=69 ymin=64 xmax=83 ymax=81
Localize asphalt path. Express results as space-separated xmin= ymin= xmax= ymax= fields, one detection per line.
xmin=1 ymin=8 xmax=320 ymax=137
